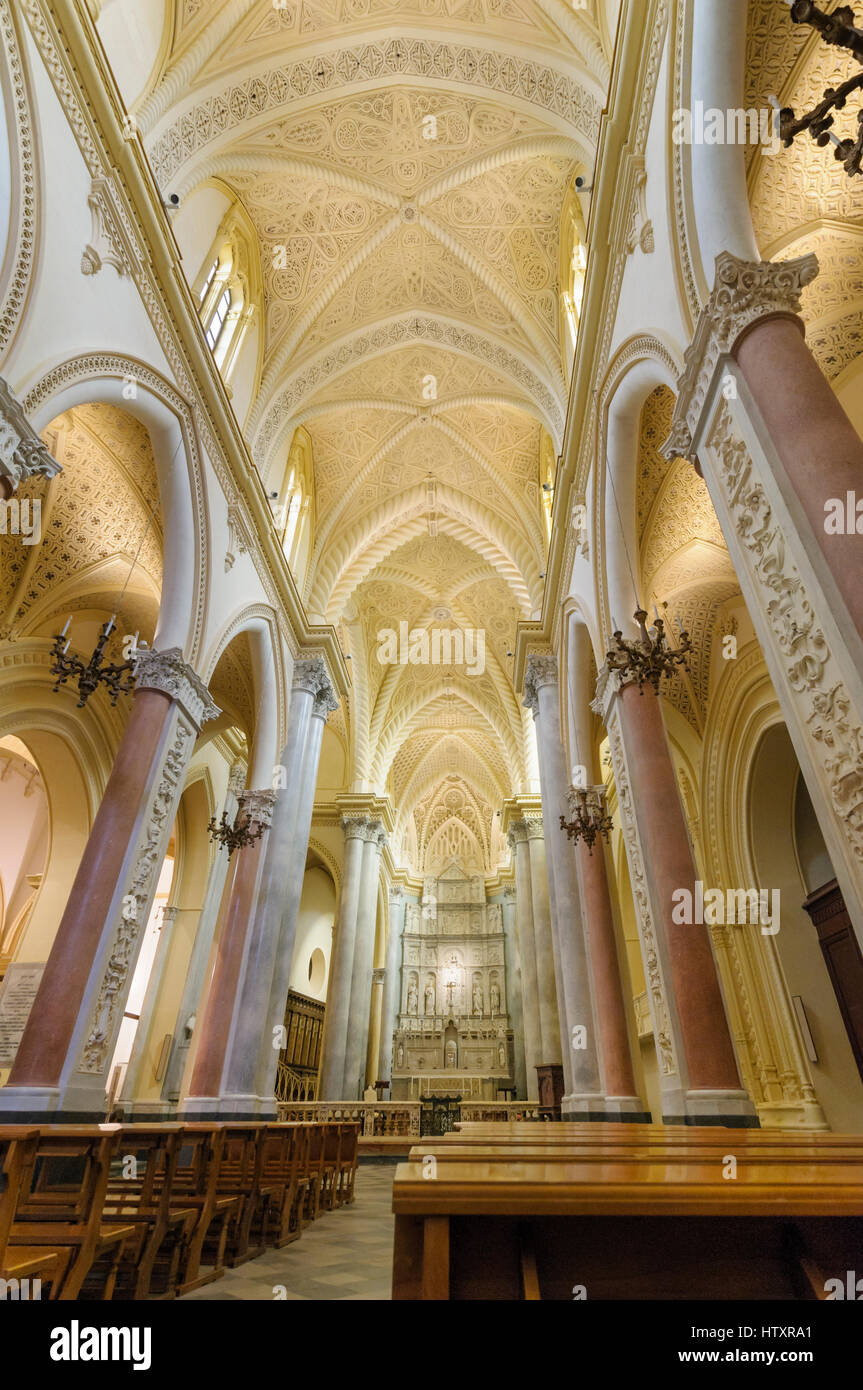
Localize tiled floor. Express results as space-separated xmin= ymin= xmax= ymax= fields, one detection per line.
xmin=181 ymin=1163 xmax=396 ymax=1301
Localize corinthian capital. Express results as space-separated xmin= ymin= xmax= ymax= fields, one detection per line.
xmin=239 ymin=788 xmax=278 ymax=829
xmin=292 ymin=654 xmax=339 ymax=718
xmin=664 ymin=251 xmax=819 ymax=463
xmin=523 ymin=651 xmax=558 ymax=718
xmin=0 ymin=376 xmax=62 ymax=493
xmin=134 ymin=647 xmax=220 ymax=731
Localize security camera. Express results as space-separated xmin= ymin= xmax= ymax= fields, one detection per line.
xmin=162 ymin=192 xmax=180 ymax=211
xmin=575 ymin=176 xmax=593 ymax=193
xmin=268 ymin=490 xmax=279 ymax=499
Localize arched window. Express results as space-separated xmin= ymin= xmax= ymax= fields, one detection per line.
xmin=559 ymin=177 xmax=589 ymax=380
xmin=193 ymin=200 xmax=262 ymax=381
xmin=272 ymin=427 xmax=315 ymax=587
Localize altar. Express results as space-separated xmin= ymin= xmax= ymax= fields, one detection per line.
xmin=391 ymin=863 xmax=514 ymax=1101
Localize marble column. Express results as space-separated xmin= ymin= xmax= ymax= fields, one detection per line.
xmin=523 ymin=816 xmax=562 ymax=1067
xmin=209 ymin=661 xmax=337 ymax=1118
xmin=501 ymin=886 xmax=527 ymax=1101
xmin=343 ymin=821 xmax=386 ymax=1100
xmin=0 ymin=648 xmax=219 ymax=1121
xmin=666 ymin=252 xmax=863 ymax=949
xmin=0 ymin=375 xmax=62 ymax=500
xmin=318 ymin=816 xmax=369 ymax=1100
xmin=183 ymin=788 xmax=276 ymax=1105
xmin=377 ymin=885 xmax=406 ymax=1090
xmin=508 ymin=822 xmax=541 ymax=1101
xmin=596 ymin=666 xmax=757 ymax=1126
xmin=567 ymin=623 xmax=645 ymax=1119
xmin=161 ymin=763 xmax=244 ymax=1103
xmin=525 ymin=653 xmax=604 ymax=1115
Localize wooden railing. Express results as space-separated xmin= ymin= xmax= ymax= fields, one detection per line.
xmin=275 ymin=1101 xmax=422 ymax=1137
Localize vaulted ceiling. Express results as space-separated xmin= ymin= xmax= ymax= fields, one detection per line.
xmin=137 ymin=0 xmax=617 ymax=876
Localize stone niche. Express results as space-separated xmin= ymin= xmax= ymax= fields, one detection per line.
xmin=391 ymin=861 xmax=513 ymax=1100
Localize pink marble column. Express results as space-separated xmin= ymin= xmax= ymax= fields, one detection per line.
xmin=618 ymin=682 xmax=740 ymax=1092
xmin=8 ymin=686 xmax=173 ymax=1088
xmin=186 ymin=793 xmax=274 ymax=1101
xmin=736 ymin=314 xmax=863 ymax=640
xmin=575 ymin=835 xmax=638 ymax=1102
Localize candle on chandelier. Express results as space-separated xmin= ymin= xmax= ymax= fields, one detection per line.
xmin=60 ymin=615 xmax=71 ymax=637
xmin=105 ymin=613 xmax=116 ymax=635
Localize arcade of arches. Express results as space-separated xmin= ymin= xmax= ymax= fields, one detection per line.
xmin=0 ymin=0 xmax=862 ymax=1302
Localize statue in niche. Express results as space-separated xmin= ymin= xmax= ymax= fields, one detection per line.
xmin=498 ymin=1041 xmax=506 ymax=1068
xmin=424 ymin=983 xmax=435 ymax=1015
xmin=406 ymin=906 xmax=420 ymax=933
xmin=397 ymin=1041 xmax=404 ymax=1068
xmin=487 ymin=904 xmax=502 ymax=932
xmin=472 ymin=981 xmax=483 ymax=1015
xmin=407 ymin=980 xmax=418 ymax=1015
xmin=445 ymin=1040 xmax=457 ymax=1069
xmin=490 ymin=982 xmax=500 ymax=1015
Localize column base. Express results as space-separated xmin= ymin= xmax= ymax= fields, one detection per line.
xmin=561 ymin=1093 xmax=652 ymax=1123
xmin=115 ymin=1099 xmax=178 ymax=1122
xmin=179 ymin=1092 xmax=277 ymax=1122
xmin=661 ymin=1088 xmax=760 ymax=1128
xmin=0 ymin=1084 xmax=108 ymax=1124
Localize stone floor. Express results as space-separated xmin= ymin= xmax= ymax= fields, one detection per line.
xmin=181 ymin=1162 xmax=396 ymax=1301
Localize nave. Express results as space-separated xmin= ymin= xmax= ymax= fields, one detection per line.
xmin=0 ymin=0 xmax=862 ymax=1327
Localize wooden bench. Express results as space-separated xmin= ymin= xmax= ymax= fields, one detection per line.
xmin=101 ymin=1123 xmax=197 ymax=1299
xmin=393 ymin=1127 xmax=863 ymax=1300
xmin=5 ymin=1126 xmax=136 ymax=1299
xmin=0 ymin=1128 xmax=70 ymax=1299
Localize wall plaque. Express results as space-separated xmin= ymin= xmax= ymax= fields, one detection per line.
xmin=0 ymin=962 xmax=45 ymax=1067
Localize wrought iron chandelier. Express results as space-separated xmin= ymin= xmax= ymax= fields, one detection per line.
xmin=560 ymin=784 xmax=614 ymax=855
xmin=49 ymin=615 xmax=138 ymax=708
xmin=207 ymin=807 xmax=267 ymax=857
xmin=779 ymin=0 xmax=863 ymax=178
xmin=605 ymin=608 xmax=692 ymax=695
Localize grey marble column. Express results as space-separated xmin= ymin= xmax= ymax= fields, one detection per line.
xmin=524 ymin=816 xmax=562 ymax=1067
xmin=161 ymin=764 xmax=243 ymax=1103
xmin=508 ymin=822 xmax=541 ymax=1101
xmin=343 ymin=821 xmax=386 ymax=1099
xmin=209 ymin=657 xmax=337 ymax=1117
xmin=525 ymin=653 xmax=603 ymax=1113
xmin=318 ymin=816 xmax=369 ymax=1100
xmin=377 ymin=884 xmax=405 ymax=1090
xmin=501 ymin=886 xmax=527 ymax=1100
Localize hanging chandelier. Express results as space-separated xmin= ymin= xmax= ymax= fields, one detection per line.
xmin=779 ymin=1 xmax=863 ymax=178
xmin=605 ymin=608 xmax=692 ymax=695
xmin=207 ymin=807 xmax=267 ymax=857
xmin=49 ymin=615 xmax=138 ymax=708
xmin=560 ymin=785 xmax=613 ymax=855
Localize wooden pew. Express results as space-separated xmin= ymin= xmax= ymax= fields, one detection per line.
xmin=170 ymin=1125 xmax=242 ymax=1294
xmin=100 ymin=1123 xmax=197 ymax=1299
xmin=215 ymin=1123 xmax=281 ymax=1266
xmin=0 ymin=1129 xmax=70 ymax=1299
xmin=260 ymin=1123 xmax=307 ymax=1247
xmin=393 ymin=1131 xmax=863 ymax=1300
xmin=336 ymin=1123 xmax=359 ymax=1207
xmin=5 ymin=1126 xmax=135 ymax=1299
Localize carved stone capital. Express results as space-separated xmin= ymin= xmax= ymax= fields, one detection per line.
xmin=239 ymin=787 xmax=278 ymax=829
xmin=0 ymin=375 xmax=62 ymax=492
xmin=523 ymin=651 xmax=558 ymax=718
xmin=292 ymin=654 xmax=339 ymax=718
xmin=342 ymin=813 xmax=370 ymax=842
xmin=389 ymin=884 xmax=404 ymax=905
xmin=523 ymin=814 xmax=544 ymax=841
xmin=506 ymin=819 xmax=528 ymax=848
xmin=664 ymin=251 xmax=819 ymax=463
xmin=134 ymin=647 xmax=220 ymax=732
